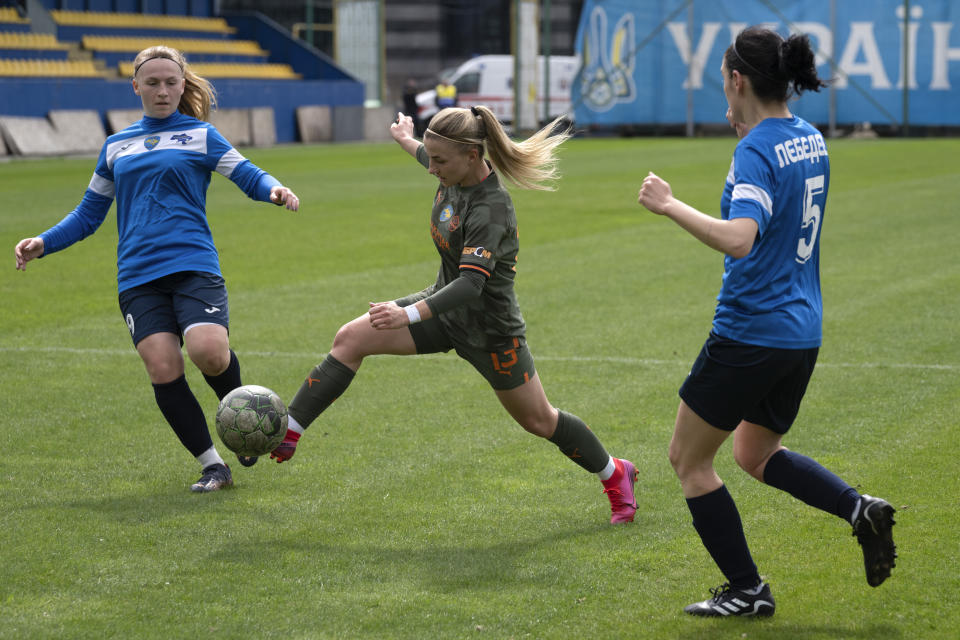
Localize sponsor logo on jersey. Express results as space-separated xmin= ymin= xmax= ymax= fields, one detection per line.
xmin=171 ymin=133 xmax=193 ymax=145
xmin=463 ymin=246 xmax=491 ymax=259
xmin=439 ymin=205 xmax=454 ymax=222
xmin=144 ymin=136 xmax=160 ymax=150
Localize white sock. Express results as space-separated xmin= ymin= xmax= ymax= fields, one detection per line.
xmin=596 ymin=456 xmax=617 ymax=481
xmin=197 ymin=445 xmax=225 ymax=468
xmin=287 ymin=415 xmax=305 ymax=435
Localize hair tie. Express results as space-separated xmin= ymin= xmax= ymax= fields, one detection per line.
xmin=134 ymin=56 xmax=184 ymax=76
xmin=731 ymin=41 xmax=778 ymax=83
xmin=470 ymin=106 xmax=480 ymax=117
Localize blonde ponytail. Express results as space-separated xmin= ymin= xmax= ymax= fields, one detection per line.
xmin=425 ymin=106 xmax=571 ymax=191
xmin=132 ymin=45 xmax=217 ymax=121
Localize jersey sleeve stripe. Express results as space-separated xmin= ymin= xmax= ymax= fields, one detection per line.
xmin=732 ymin=184 xmax=773 ymax=217
xmin=215 ymin=148 xmax=247 ymax=178
xmin=460 ymin=263 xmax=491 ymax=278
xmin=88 ymin=172 xmax=115 ymax=199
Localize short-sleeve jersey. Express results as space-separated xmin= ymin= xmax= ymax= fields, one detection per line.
xmin=39 ymin=111 xmax=279 ymax=292
xmin=713 ymin=115 xmax=829 ymax=349
xmin=416 ymin=144 xmax=525 ymax=349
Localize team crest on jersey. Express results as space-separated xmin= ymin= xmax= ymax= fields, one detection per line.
xmin=439 ymin=205 xmax=454 ymax=222
xmin=170 ymin=133 xmax=192 ymax=145
xmin=448 ymin=215 xmax=460 ymax=231
xmin=144 ymin=136 xmax=160 ymax=150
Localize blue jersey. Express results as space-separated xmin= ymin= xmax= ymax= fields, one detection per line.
xmin=39 ymin=111 xmax=280 ymax=292
xmin=713 ymin=115 xmax=829 ymax=349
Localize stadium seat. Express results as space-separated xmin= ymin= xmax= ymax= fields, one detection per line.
xmin=0 ymin=58 xmax=100 ymax=77
xmin=81 ymin=35 xmax=267 ymax=57
xmin=0 ymin=32 xmax=70 ymax=50
xmin=0 ymin=7 xmax=28 ymax=25
xmin=50 ymin=10 xmax=235 ymax=35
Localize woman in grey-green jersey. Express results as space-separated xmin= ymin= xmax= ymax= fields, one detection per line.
xmin=272 ymin=106 xmax=637 ymax=525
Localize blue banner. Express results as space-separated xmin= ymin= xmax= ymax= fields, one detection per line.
xmin=573 ymin=0 xmax=960 ymax=127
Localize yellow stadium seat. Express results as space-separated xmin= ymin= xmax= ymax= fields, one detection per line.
xmin=50 ymin=10 xmax=235 ymax=34
xmin=0 ymin=7 xmax=29 ymax=24
xmin=81 ymin=35 xmax=266 ymax=56
xmin=0 ymin=32 xmax=69 ymax=50
xmin=0 ymin=58 xmax=100 ymax=77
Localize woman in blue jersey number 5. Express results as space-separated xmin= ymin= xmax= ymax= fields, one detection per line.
xmin=637 ymin=26 xmax=896 ymax=617
xmin=13 ymin=46 xmax=299 ymax=493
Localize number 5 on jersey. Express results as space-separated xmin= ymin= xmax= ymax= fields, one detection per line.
xmin=797 ymin=175 xmax=825 ymax=264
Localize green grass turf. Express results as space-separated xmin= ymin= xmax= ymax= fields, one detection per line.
xmin=1 ymin=135 xmax=958 ymax=638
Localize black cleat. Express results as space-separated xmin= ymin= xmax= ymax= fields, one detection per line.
xmin=236 ymin=455 xmax=258 ymax=467
xmin=852 ymin=495 xmax=897 ymax=587
xmin=684 ymin=582 xmax=775 ymax=617
xmin=190 ymin=463 xmax=233 ymax=493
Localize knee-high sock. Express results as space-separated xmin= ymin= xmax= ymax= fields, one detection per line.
xmin=763 ymin=449 xmax=861 ymax=522
xmin=686 ymin=485 xmax=761 ymax=589
xmin=202 ymin=349 xmax=241 ymax=401
xmin=547 ymin=410 xmax=609 ymax=473
xmin=153 ymin=375 xmax=213 ymax=457
xmin=287 ymin=354 xmax=356 ymax=429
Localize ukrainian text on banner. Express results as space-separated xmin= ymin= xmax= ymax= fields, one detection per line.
xmin=573 ymin=0 xmax=960 ymax=126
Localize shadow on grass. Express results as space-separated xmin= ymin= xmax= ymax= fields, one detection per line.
xmin=671 ymin=621 xmax=902 ymax=639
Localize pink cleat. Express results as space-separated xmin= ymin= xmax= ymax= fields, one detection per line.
xmin=602 ymin=458 xmax=638 ymax=524
xmin=269 ymin=429 xmax=302 ymax=463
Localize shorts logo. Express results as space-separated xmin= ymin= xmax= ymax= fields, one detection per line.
xmin=204 ymin=306 xmax=221 ymax=314
xmin=144 ymin=136 xmax=160 ymax=150
xmin=439 ymin=205 xmax=454 ymax=222
xmin=125 ymin=313 xmax=135 ymax=336
xmin=463 ymin=246 xmax=491 ymax=259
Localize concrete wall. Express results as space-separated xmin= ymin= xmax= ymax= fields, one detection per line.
xmin=0 ymin=110 xmax=105 ymax=156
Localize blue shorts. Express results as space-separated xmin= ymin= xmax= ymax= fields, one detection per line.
xmin=408 ymin=316 xmax=536 ymax=391
xmin=679 ymin=332 xmax=819 ymax=434
xmin=118 ymin=271 xmax=229 ymax=347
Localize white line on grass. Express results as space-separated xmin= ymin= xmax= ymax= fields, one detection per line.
xmin=1 ymin=345 xmax=956 ymax=371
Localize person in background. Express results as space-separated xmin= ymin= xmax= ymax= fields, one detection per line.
xmin=637 ymin=26 xmax=896 ymax=617
xmin=435 ymin=78 xmax=458 ymax=110
xmin=271 ymin=106 xmax=638 ymax=525
xmin=402 ymin=77 xmax=422 ymax=137
xmin=14 ymin=45 xmax=300 ymax=492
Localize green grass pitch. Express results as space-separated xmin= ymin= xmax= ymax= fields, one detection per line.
xmin=1 ymin=135 xmax=958 ymax=638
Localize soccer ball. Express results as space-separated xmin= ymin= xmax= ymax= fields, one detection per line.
xmin=215 ymin=385 xmax=288 ymax=456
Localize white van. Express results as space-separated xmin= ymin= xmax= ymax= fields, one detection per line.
xmin=415 ymin=54 xmax=579 ymax=125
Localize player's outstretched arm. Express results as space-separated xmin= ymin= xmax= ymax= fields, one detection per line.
xmin=637 ymin=172 xmax=757 ymax=259
xmin=14 ymin=237 xmax=44 ymax=271
xmin=390 ymin=112 xmax=421 ymax=158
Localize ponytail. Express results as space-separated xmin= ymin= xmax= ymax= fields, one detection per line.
xmin=425 ymin=105 xmax=571 ymax=191
xmin=725 ymin=26 xmax=827 ymax=102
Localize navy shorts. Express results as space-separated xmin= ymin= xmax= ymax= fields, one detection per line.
xmin=118 ymin=271 xmax=229 ymax=346
xmin=408 ymin=316 xmax=536 ymax=391
xmin=679 ymin=332 xmax=819 ymax=434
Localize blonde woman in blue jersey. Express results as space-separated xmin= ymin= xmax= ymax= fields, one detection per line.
xmin=638 ymin=26 xmax=896 ymax=616
xmin=14 ymin=46 xmax=299 ymax=492
xmin=271 ymin=106 xmax=639 ymax=525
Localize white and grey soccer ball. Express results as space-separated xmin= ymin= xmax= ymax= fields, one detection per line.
xmin=215 ymin=384 xmax=288 ymax=456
